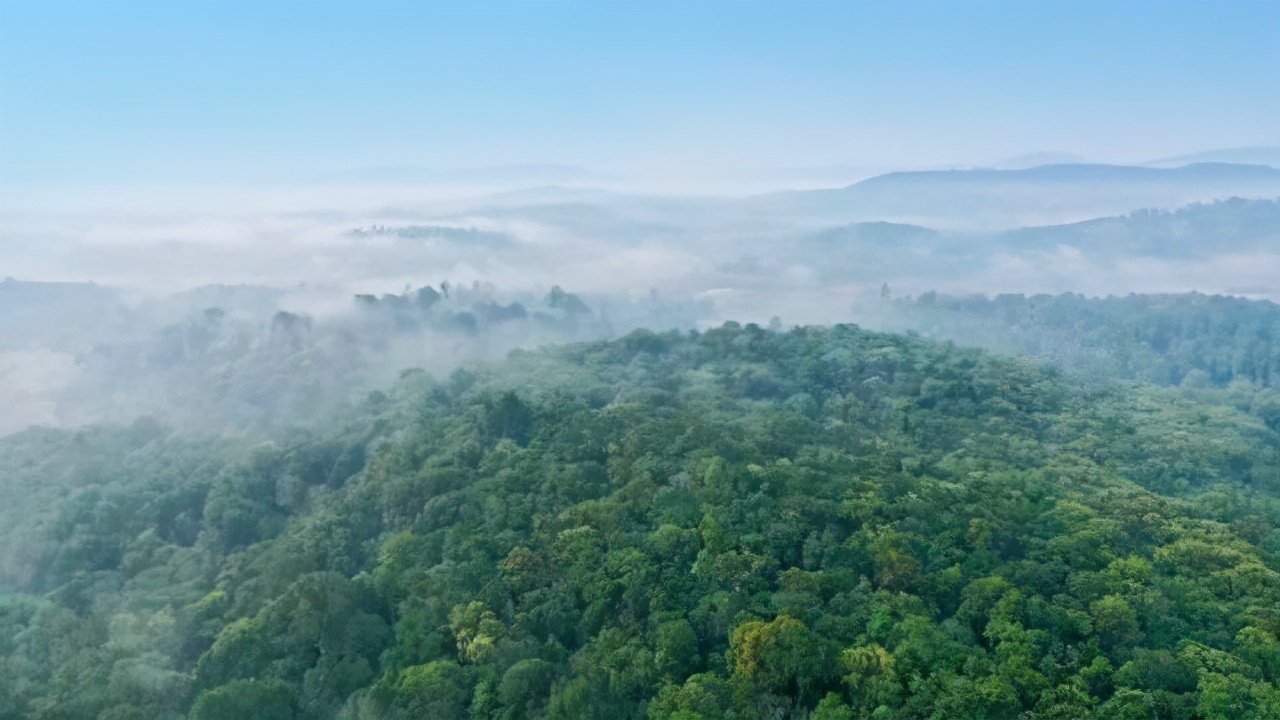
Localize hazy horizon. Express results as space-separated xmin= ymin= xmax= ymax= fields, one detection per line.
xmin=3 ymin=0 xmax=1278 ymax=190
xmin=3 ymin=0 xmax=1279 ymax=437
xmin=6 ymin=10 xmax=1280 ymax=718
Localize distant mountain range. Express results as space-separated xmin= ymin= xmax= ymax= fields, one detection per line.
xmin=851 ymin=162 xmax=1279 ymax=190
xmin=765 ymin=197 xmax=1280 ymax=293
xmin=1143 ymin=146 xmax=1280 ymax=169
xmin=795 ymin=197 xmax=1279 ymax=257
xmin=756 ymin=162 xmax=1280 ymax=230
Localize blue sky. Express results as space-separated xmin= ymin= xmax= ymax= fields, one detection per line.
xmin=1 ymin=0 xmax=1277 ymax=184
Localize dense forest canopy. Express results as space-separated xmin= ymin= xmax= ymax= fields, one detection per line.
xmin=4 ymin=2 xmax=1277 ymax=717
xmin=2 ymin=174 xmax=1278 ymax=720
xmin=4 ymin=318 xmax=1280 ymax=719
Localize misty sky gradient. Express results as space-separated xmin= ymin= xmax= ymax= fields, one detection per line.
xmin=2 ymin=0 xmax=1278 ymax=186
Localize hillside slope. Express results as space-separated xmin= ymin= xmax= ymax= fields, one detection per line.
xmin=3 ymin=323 xmax=1280 ymax=719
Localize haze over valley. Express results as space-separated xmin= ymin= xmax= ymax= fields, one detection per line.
xmin=3 ymin=2 xmax=1280 ymax=719
xmin=4 ymin=154 xmax=1279 ymax=436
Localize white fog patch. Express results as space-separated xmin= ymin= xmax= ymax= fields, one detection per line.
xmin=0 ymin=350 xmax=83 ymax=435
xmin=961 ymin=247 xmax=1280 ymax=301
xmin=1 ymin=178 xmax=1276 ymax=436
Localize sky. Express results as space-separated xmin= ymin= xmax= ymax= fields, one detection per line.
xmin=1 ymin=0 xmax=1278 ymax=186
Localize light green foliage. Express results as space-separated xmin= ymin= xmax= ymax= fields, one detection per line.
xmin=190 ymin=679 xmax=296 ymax=720
xmin=450 ymin=601 xmax=505 ymax=664
xmin=383 ymin=661 xmax=472 ymax=719
xmin=731 ymin=613 xmax=832 ymax=706
xmin=811 ymin=692 xmax=856 ymax=719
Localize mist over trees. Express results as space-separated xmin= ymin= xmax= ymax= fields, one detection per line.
xmin=878 ymin=292 xmax=1280 ymax=390
xmin=3 ymin=0 xmax=1278 ymax=713
xmin=2 ymin=160 xmax=1279 ymax=719
xmin=0 ymin=278 xmax=711 ymax=435
xmin=3 ymin=321 xmax=1280 ymax=718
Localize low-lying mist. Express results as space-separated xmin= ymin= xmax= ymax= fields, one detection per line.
xmin=3 ymin=164 xmax=1278 ymax=436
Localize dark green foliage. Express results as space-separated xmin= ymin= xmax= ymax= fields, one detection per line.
xmin=3 ymin=321 xmax=1280 ymax=718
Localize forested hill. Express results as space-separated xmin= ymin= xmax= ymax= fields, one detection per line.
xmin=993 ymin=198 xmax=1280 ymax=258
xmin=4 ymin=323 xmax=1280 ymax=719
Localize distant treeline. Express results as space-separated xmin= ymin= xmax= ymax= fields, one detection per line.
xmin=883 ymin=291 xmax=1280 ymax=389
xmin=352 ymin=283 xmax=594 ymax=337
